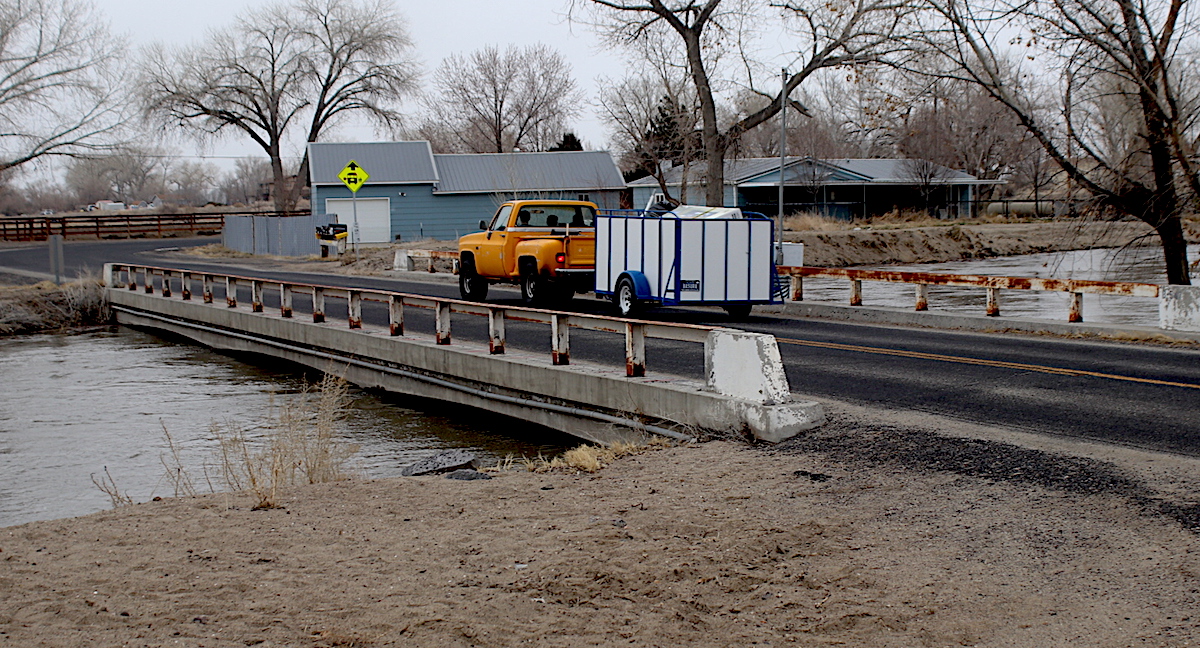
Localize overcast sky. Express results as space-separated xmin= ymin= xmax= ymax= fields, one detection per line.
xmin=95 ymin=0 xmax=630 ymax=167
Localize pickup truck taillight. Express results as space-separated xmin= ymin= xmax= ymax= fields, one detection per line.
xmin=555 ymin=253 xmax=566 ymax=264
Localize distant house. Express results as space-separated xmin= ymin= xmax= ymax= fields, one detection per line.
xmin=628 ymin=157 xmax=1002 ymax=220
xmin=308 ymin=141 xmax=628 ymax=242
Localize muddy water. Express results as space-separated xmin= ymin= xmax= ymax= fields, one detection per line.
xmin=798 ymin=244 xmax=1200 ymax=326
xmin=0 ymin=328 xmax=574 ymax=528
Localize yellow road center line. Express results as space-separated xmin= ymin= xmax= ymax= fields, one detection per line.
xmin=776 ymin=336 xmax=1200 ymax=390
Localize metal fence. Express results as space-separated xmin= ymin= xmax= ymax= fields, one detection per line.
xmin=222 ymin=212 xmax=335 ymax=257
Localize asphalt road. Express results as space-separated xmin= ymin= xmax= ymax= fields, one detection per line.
xmin=4 ymin=237 xmax=1198 ymax=456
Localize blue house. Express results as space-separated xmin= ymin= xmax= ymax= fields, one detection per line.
xmin=309 ymin=142 xmax=628 ymax=242
xmin=628 ymin=157 xmax=1000 ymax=220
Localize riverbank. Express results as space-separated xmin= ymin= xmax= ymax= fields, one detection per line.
xmin=3 ymin=401 xmax=1197 ymax=646
xmin=0 ymin=279 xmax=108 ymax=335
xmin=787 ymin=219 xmax=1200 ymax=267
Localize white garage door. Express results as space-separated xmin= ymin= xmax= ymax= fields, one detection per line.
xmin=325 ymin=197 xmax=391 ymax=244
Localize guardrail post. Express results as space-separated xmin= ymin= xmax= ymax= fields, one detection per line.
xmin=1069 ymin=292 xmax=1083 ymax=323
xmin=251 ymin=281 xmax=263 ymax=312
xmin=312 ymin=287 xmax=325 ymax=323
xmin=389 ymin=295 xmax=404 ymax=336
xmin=789 ymin=275 xmax=803 ymax=302
xmin=180 ymin=272 xmax=191 ymax=300
xmin=552 ymin=314 xmax=570 ymax=365
xmin=348 ymin=291 xmax=362 ymax=328
xmin=144 ymin=269 xmax=155 ymax=294
xmin=986 ymin=287 xmax=1000 ymax=317
xmin=161 ymin=271 xmax=172 ymax=298
xmin=280 ymin=284 xmax=292 ymax=318
xmin=202 ymin=275 xmax=213 ymax=303
xmin=127 ymin=267 xmax=138 ymax=291
xmin=850 ymin=279 xmax=863 ymax=306
xmin=488 ymin=308 xmax=506 ymax=354
xmin=435 ymin=301 xmax=451 ymax=344
xmin=625 ymin=322 xmax=645 ymax=377
xmin=226 ymin=277 xmax=237 ymax=308
xmin=915 ymin=284 xmax=928 ymax=311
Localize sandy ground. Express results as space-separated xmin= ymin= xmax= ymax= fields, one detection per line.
xmin=3 ymin=400 xmax=1199 ymax=647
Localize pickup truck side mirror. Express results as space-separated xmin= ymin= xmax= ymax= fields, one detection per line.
xmin=479 ymin=219 xmax=487 ymax=231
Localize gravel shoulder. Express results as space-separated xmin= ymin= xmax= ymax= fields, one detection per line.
xmin=3 ymin=399 xmax=1197 ymax=647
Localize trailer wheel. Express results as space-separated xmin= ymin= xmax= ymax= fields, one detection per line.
xmin=616 ymin=277 xmax=641 ymax=317
xmin=723 ymin=304 xmax=752 ymax=319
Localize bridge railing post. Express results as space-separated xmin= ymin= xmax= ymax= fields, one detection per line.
xmin=389 ymin=295 xmax=404 ymax=336
xmin=915 ymin=284 xmax=928 ymax=311
xmin=435 ymin=301 xmax=451 ymax=344
xmin=144 ymin=268 xmax=154 ymax=294
xmin=202 ymin=275 xmax=213 ymax=303
xmin=181 ymin=272 xmax=191 ymax=300
xmin=1069 ymin=292 xmax=1083 ymax=322
xmin=986 ymin=287 xmax=1000 ymax=317
xmin=280 ymin=283 xmax=292 ymax=318
xmin=552 ymin=314 xmax=570 ymax=365
xmin=488 ymin=308 xmax=505 ymax=354
xmin=251 ymin=280 xmax=263 ymax=312
xmin=226 ymin=277 xmax=237 ymax=308
xmin=850 ymin=279 xmax=862 ymax=306
xmin=312 ymin=287 xmax=325 ymax=322
xmin=127 ymin=266 xmax=137 ymax=291
xmin=789 ymin=275 xmax=803 ymax=302
xmin=625 ymin=322 xmax=645 ymax=377
xmin=348 ymin=291 xmax=362 ymax=328
xmin=161 ymin=271 xmax=172 ymax=298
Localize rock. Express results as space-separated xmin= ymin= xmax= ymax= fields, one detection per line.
xmin=445 ymin=469 xmax=491 ymax=481
xmin=401 ymin=450 xmax=477 ymax=476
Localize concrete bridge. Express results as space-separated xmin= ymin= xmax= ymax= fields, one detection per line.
xmin=103 ymin=263 xmax=825 ymax=446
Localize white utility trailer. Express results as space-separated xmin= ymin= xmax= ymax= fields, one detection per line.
xmin=594 ymin=208 xmax=782 ymax=318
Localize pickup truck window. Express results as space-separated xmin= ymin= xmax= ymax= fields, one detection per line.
xmin=489 ymin=205 xmax=512 ymax=231
xmin=513 ymin=205 xmax=595 ymax=228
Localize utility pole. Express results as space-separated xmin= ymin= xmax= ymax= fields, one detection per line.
xmin=777 ymin=68 xmax=788 ymax=264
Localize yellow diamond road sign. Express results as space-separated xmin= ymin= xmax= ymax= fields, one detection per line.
xmin=338 ymin=160 xmax=369 ymax=193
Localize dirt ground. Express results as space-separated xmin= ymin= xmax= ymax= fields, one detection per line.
xmin=3 ymin=400 xmax=1198 ymax=647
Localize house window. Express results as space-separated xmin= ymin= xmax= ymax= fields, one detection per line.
xmin=577 ymin=193 xmax=590 ymax=202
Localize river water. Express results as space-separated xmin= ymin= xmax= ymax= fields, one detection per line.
xmin=0 ymin=328 xmax=575 ymax=528
xmin=799 ymin=244 xmax=1200 ymax=326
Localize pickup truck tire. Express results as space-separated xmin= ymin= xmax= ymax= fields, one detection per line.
xmin=616 ymin=277 xmax=641 ymax=317
xmin=520 ymin=271 xmax=548 ymax=306
xmin=459 ymin=268 xmax=488 ymax=301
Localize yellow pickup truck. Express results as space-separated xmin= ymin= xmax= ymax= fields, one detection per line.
xmin=457 ymin=200 xmax=597 ymax=305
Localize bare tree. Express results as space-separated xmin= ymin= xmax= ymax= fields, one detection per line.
xmin=0 ymin=0 xmax=127 ymax=172
xmin=573 ymin=0 xmax=918 ymax=206
xmin=218 ymin=157 xmax=274 ymax=205
xmin=64 ymin=148 xmax=167 ymax=205
xmin=139 ymin=0 xmax=418 ymax=212
xmin=420 ymin=44 xmax=582 ymax=153
xmin=923 ymin=0 xmax=1195 ymax=283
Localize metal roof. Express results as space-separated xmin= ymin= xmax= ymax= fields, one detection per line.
xmin=629 ymin=157 xmax=997 ymax=187
xmin=431 ymin=151 xmax=626 ymax=194
xmin=309 ymin=141 xmax=438 ymax=185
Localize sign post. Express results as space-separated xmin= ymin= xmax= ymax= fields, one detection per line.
xmin=337 ymin=160 xmax=370 ymax=258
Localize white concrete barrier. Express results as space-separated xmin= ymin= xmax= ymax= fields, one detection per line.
xmin=1159 ymin=285 xmax=1200 ymax=332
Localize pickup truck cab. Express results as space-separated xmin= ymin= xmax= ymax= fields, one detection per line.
xmin=457 ymin=200 xmax=597 ymax=305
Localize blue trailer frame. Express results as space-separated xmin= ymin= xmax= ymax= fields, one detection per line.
xmin=594 ymin=209 xmax=784 ymax=314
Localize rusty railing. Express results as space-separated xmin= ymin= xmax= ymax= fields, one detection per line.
xmin=779 ymin=266 xmax=1160 ymax=322
xmin=107 ymin=263 xmax=729 ymax=379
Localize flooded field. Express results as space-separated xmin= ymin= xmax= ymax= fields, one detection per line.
xmin=0 ymin=328 xmax=574 ymax=528
xmin=798 ymin=244 xmax=1200 ymax=326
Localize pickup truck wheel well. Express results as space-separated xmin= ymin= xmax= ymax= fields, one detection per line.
xmin=459 ymin=251 xmax=476 ymax=271
xmin=517 ymin=255 xmax=540 ymax=277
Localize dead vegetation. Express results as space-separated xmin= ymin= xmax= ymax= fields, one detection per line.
xmin=490 ymin=437 xmax=675 ymax=474
xmin=0 ymin=276 xmax=110 ymax=335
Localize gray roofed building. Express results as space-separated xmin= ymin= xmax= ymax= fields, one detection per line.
xmin=432 ymin=151 xmax=626 ymax=194
xmin=309 ymin=141 xmax=438 ymax=185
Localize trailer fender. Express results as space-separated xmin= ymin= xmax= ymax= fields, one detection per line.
xmin=616 ymin=271 xmax=654 ymax=300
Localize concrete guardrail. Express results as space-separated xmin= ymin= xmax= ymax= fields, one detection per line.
xmin=103 ymin=263 xmax=824 ymax=444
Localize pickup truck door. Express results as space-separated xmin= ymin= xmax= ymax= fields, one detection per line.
xmin=472 ymin=205 xmax=512 ymax=277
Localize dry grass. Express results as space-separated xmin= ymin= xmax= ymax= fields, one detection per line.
xmin=181 ymin=243 xmax=256 ymax=258
xmin=90 ymin=467 xmax=133 ymax=508
xmin=208 ymin=373 xmax=359 ymax=509
xmin=0 ymin=275 xmax=109 ymax=335
xmin=491 ymin=438 xmax=675 ymax=475
xmin=782 ymin=208 xmax=1051 ymax=233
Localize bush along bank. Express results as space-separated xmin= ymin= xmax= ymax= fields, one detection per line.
xmin=0 ymin=279 xmax=111 ymax=335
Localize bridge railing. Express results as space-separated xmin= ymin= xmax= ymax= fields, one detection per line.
xmin=103 ymin=264 xmax=791 ymax=403
xmin=778 ymin=266 xmax=1162 ymax=323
